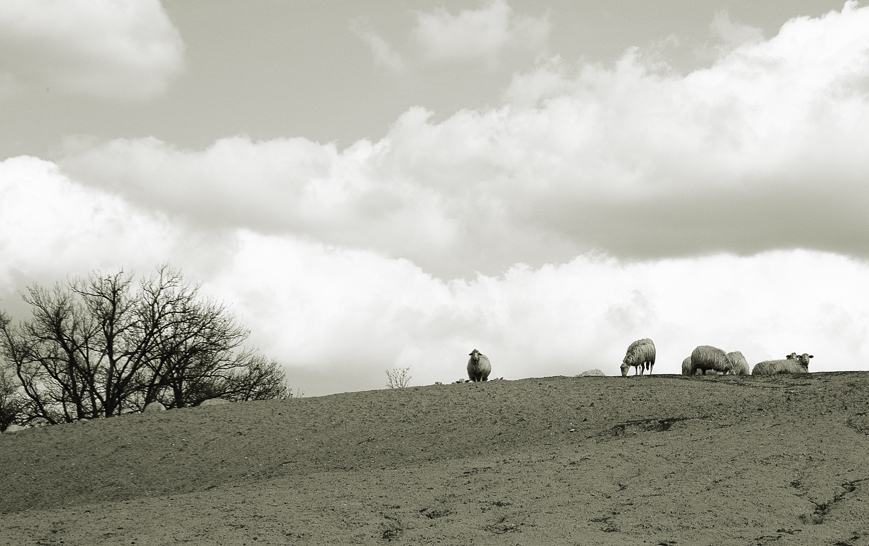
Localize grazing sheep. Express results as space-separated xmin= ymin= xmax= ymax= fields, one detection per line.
xmin=467 ymin=349 xmax=492 ymax=382
xmin=682 ymin=356 xmax=712 ymax=376
xmin=689 ymin=345 xmax=733 ymax=376
xmin=752 ymin=353 xmax=813 ymax=375
xmin=620 ymin=338 xmax=656 ymax=377
xmin=726 ymin=351 xmax=750 ymax=375
xmin=681 ymin=356 xmax=695 ymax=376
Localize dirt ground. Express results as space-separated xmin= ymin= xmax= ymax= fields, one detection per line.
xmin=1 ymin=371 xmax=869 ymax=545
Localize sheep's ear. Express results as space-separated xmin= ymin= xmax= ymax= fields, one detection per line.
xmin=808 ymin=354 xmax=814 ymax=359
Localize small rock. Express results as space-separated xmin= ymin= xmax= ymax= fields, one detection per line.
xmin=143 ymin=402 xmax=166 ymax=413
xmin=199 ymin=398 xmax=230 ymax=407
xmin=3 ymin=424 xmax=27 ymax=433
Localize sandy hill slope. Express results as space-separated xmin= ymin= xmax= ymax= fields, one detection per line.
xmin=1 ymin=372 xmax=869 ymax=545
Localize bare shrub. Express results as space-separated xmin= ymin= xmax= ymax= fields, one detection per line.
xmin=385 ymin=366 xmax=411 ymax=389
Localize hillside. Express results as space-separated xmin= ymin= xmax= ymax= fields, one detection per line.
xmin=1 ymin=372 xmax=869 ymax=545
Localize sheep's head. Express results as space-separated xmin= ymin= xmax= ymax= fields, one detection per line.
xmin=786 ymin=352 xmax=799 ymax=360
xmin=469 ymin=349 xmax=481 ymax=362
xmin=619 ymin=362 xmax=629 ymax=377
xmin=797 ymin=353 xmax=813 ymax=367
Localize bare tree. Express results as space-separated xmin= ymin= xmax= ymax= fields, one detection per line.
xmin=0 ymin=265 xmax=292 ymax=423
xmin=0 ymin=281 xmax=110 ymax=423
xmin=133 ymin=266 xmax=254 ymax=409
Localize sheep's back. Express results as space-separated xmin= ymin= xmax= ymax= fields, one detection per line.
xmin=690 ymin=345 xmax=731 ymax=373
xmin=726 ymin=351 xmax=750 ymax=375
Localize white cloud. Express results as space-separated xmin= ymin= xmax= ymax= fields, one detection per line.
xmin=0 ymin=155 xmax=235 ymax=303
xmin=708 ymin=10 xmax=765 ymax=55
xmin=412 ymin=0 xmax=550 ymax=66
xmin=349 ymin=17 xmax=406 ymax=73
xmin=3 ymin=156 xmax=869 ymax=396
xmin=58 ymin=134 xmax=470 ymax=271
xmin=0 ymin=156 xmax=171 ymax=280
xmin=61 ymin=3 xmax=869 ymax=277
xmin=192 ymin=242 xmax=869 ymax=394
xmin=0 ymin=0 xmax=184 ymax=100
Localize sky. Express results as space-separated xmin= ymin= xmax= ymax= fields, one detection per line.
xmin=2 ymin=0 xmax=869 ymax=396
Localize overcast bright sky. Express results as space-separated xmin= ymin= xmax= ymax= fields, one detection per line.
xmin=2 ymin=0 xmax=869 ymax=396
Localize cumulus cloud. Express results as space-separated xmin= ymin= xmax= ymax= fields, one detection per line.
xmin=58 ymin=135 xmax=474 ymax=271
xmin=172 ymin=240 xmax=869 ymax=394
xmin=3 ymin=157 xmax=869 ymax=396
xmin=0 ymin=0 xmax=184 ymax=100
xmin=0 ymin=156 xmax=235 ymax=316
xmin=60 ymin=3 xmax=869 ymax=278
xmin=349 ymin=17 xmax=406 ymax=73
xmin=412 ymin=0 xmax=550 ymax=66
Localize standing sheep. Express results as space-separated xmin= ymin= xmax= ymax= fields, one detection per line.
xmin=689 ymin=345 xmax=733 ymax=375
xmin=726 ymin=351 xmax=750 ymax=375
xmin=752 ymin=353 xmax=813 ymax=375
xmin=467 ymin=349 xmax=492 ymax=382
xmin=620 ymin=338 xmax=656 ymax=377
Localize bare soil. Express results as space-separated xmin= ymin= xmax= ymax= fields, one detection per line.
xmin=2 ymin=372 xmax=869 ymax=545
